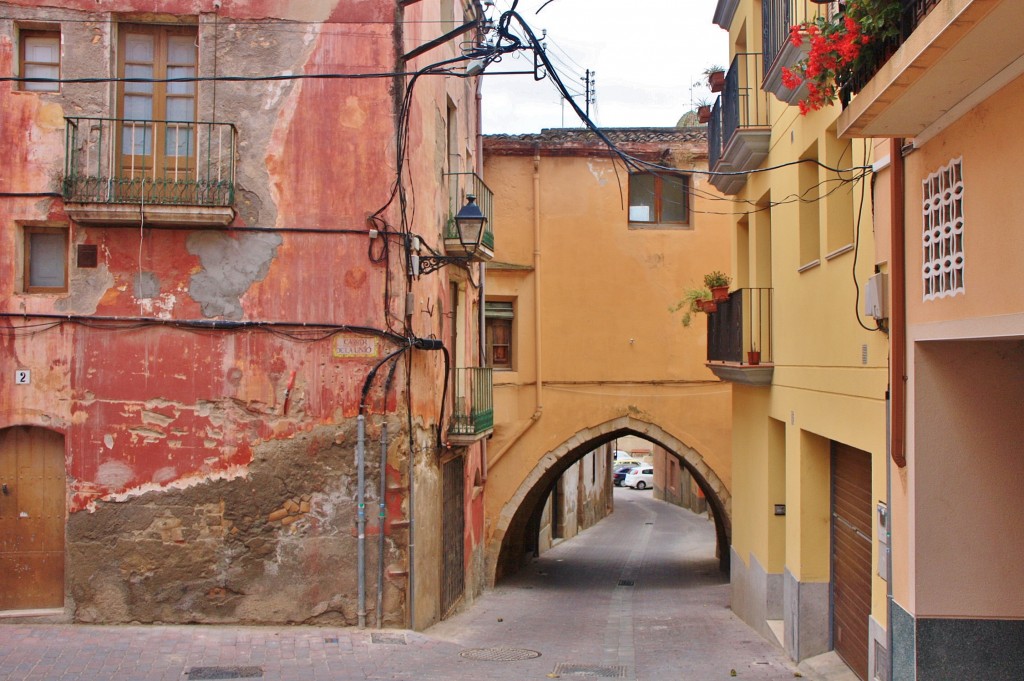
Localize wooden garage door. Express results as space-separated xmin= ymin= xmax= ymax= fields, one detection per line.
xmin=831 ymin=443 xmax=872 ymax=681
xmin=0 ymin=426 xmax=66 ymax=610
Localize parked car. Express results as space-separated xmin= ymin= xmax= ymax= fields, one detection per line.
xmin=624 ymin=466 xmax=654 ymax=490
xmin=613 ymin=464 xmax=638 ymax=487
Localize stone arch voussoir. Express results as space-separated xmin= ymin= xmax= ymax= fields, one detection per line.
xmin=486 ymin=415 xmax=731 ymax=584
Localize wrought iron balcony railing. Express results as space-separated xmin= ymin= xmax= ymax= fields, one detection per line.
xmin=709 ymin=53 xmax=771 ymax=195
xmin=449 ymin=367 xmax=494 ymax=443
xmin=706 ymin=288 xmax=774 ymax=386
xmin=842 ymin=0 xmax=941 ymax=103
xmin=708 ymin=98 xmax=723 ymax=171
xmin=444 ymin=171 xmax=494 ymax=256
xmin=722 ymin=52 xmax=769 ymax=145
xmin=63 ymin=116 xmax=236 ymax=212
xmin=762 ymin=0 xmax=828 ymax=81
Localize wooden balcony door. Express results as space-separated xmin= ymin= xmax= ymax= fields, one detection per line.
xmin=117 ymin=25 xmax=197 ymax=201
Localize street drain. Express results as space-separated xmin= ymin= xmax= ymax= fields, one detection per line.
xmin=187 ymin=667 xmax=263 ymax=680
xmin=617 ymin=579 xmax=635 ymax=587
xmin=370 ymin=632 xmax=407 ymax=645
xmin=553 ymin=663 xmax=627 ymax=677
xmin=459 ymin=647 xmax=541 ymax=661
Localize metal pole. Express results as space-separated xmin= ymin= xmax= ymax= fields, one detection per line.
xmin=377 ymin=423 xmax=388 ymax=627
xmin=356 ymin=414 xmax=367 ymax=628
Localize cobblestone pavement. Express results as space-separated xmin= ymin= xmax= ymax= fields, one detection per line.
xmin=0 ymin=489 xmax=850 ymax=681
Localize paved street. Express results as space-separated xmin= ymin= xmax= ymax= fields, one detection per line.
xmin=0 ymin=489 xmax=844 ymax=680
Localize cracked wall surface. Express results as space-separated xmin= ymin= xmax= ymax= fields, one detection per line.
xmin=1 ymin=0 xmax=485 ymax=627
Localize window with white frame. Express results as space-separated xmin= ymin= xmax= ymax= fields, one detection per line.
xmin=24 ymin=226 xmax=68 ymax=293
xmin=19 ymin=29 xmax=61 ymax=92
xmin=922 ymin=158 xmax=964 ymax=300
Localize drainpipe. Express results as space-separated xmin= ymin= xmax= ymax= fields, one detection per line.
xmin=887 ymin=136 xmax=907 ymax=681
xmin=476 ymin=75 xmax=489 ymax=481
xmin=376 ymin=422 xmax=388 ymax=628
xmin=356 ymin=413 xmax=367 ymax=628
xmin=890 ymin=137 xmax=907 ymax=469
xmin=480 ymin=259 xmax=489 ymax=481
xmin=488 ymin=146 xmax=544 ymax=468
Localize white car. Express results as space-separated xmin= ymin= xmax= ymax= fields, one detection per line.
xmin=623 ymin=466 xmax=654 ymax=490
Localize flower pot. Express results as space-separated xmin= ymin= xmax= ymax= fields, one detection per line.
xmin=708 ymin=71 xmax=725 ymax=93
xmin=747 ymin=351 xmax=761 ymax=366
xmin=701 ymin=300 xmax=717 ymax=313
xmin=711 ymin=285 xmax=730 ymax=302
xmin=697 ymin=105 xmax=711 ymax=124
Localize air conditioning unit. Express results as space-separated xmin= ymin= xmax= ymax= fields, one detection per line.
xmin=864 ymin=272 xmax=887 ymax=320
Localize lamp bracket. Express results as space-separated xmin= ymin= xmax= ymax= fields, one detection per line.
xmin=418 ymin=254 xmax=470 ymax=276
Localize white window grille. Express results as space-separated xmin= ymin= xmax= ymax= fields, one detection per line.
xmin=922 ymin=157 xmax=964 ymax=300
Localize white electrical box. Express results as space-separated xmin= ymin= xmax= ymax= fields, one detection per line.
xmin=864 ymin=272 xmax=888 ymax=320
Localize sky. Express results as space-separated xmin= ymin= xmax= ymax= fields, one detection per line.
xmin=480 ymin=0 xmax=729 ymax=134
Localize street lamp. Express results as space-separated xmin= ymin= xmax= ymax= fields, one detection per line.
xmin=416 ymin=194 xmax=491 ymax=275
xmin=450 ymin=194 xmax=487 ymax=256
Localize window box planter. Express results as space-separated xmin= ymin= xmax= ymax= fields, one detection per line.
xmin=763 ymin=29 xmax=811 ymax=105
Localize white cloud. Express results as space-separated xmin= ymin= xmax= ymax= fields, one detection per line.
xmin=481 ymin=0 xmax=729 ymax=134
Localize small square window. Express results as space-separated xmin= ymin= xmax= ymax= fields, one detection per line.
xmin=19 ymin=30 xmax=61 ymax=92
xmin=628 ymin=172 xmax=690 ymax=227
xmin=24 ymin=227 xmax=68 ymax=292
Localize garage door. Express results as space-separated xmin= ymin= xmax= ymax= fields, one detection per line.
xmin=831 ymin=442 xmax=872 ymax=681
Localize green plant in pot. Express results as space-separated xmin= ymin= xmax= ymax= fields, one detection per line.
xmin=670 ymin=286 xmax=713 ymax=327
xmin=704 ymin=271 xmax=732 ymax=302
xmin=705 ymin=65 xmax=726 ymax=93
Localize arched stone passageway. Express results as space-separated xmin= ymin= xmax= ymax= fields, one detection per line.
xmin=486 ymin=416 xmax=731 ymax=584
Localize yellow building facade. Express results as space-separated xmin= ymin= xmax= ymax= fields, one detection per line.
xmin=709 ymin=1 xmax=889 ymax=679
xmin=838 ymin=1 xmax=1024 ymax=678
xmin=481 ymin=128 xmax=734 ymax=582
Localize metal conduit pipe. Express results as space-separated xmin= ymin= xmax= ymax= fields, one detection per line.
xmin=377 ymin=423 xmax=388 ymax=627
xmin=356 ymin=409 xmax=368 ymax=626
xmin=487 ymin=147 xmax=544 ymax=469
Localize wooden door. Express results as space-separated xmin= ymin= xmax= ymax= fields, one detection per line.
xmin=831 ymin=442 xmax=872 ymax=681
xmin=0 ymin=427 xmax=66 ymax=610
xmin=440 ymin=453 xmax=465 ymax=618
xmin=117 ymin=26 xmax=197 ymax=202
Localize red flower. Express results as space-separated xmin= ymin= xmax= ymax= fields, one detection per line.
xmin=781 ymin=67 xmax=803 ymax=90
xmin=782 ymin=2 xmax=883 ymax=115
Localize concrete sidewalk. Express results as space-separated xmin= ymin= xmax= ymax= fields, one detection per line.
xmin=0 ymin=490 xmax=856 ymax=681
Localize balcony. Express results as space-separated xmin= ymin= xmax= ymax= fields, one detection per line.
xmin=63 ymin=117 xmax=236 ymax=226
xmin=838 ymin=0 xmax=1024 ymax=139
xmin=708 ymin=53 xmax=772 ymax=196
xmin=712 ymin=0 xmax=740 ymax=30
xmin=448 ymin=367 xmax=494 ymax=445
xmin=444 ymin=171 xmax=494 ymax=261
xmin=705 ymin=288 xmax=774 ymax=386
xmin=761 ymin=0 xmax=829 ymax=104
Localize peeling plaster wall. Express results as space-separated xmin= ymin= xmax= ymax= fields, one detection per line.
xmin=1 ymin=0 xmax=487 ymax=626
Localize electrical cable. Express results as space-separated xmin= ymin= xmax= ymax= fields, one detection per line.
xmin=851 ymin=141 xmax=884 ymax=333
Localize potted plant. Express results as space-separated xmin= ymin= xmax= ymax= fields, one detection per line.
xmin=705 ymin=65 xmax=726 ymax=93
xmin=670 ymin=286 xmax=713 ymax=326
xmin=704 ymin=271 xmax=732 ymax=302
xmin=747 ymin=343 xmax=761 ymax=366
xmin=696 ymin=99 xmax=713 ymax=124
